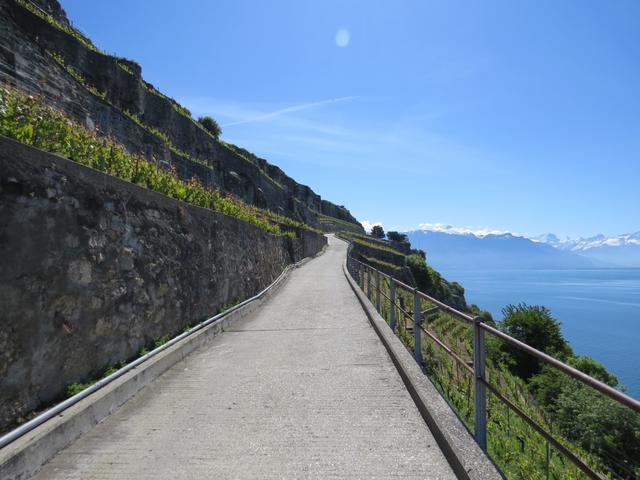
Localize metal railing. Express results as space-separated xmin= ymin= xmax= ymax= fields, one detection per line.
xmin=345 ymin=253 xmax=640 ymax=480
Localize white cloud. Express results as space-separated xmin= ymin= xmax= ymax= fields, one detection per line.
xmin=361 ymin=220 xmax=383 ymax=233
xmin=417 ymin=222 xmax=513 ymax=238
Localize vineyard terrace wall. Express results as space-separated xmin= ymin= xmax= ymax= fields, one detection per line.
xmin=0 ymin=0 xmax=359 ymax=228
xmin=0 ymin=136 xmax=326 ymax=430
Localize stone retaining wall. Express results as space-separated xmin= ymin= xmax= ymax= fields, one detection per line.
xmin=0 ymin=136 xmax=326 ymax=430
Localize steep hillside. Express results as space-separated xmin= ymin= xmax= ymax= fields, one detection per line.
xmin=0 ymin=0 xmax=361 ymax=229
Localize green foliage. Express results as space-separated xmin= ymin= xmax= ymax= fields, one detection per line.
xmin=499 ymin=303 xmax=573 ymax=379
xmin=407 ymin=253 xmax=434 ymax=291
xmin=411 ymin=248 xmax=426 ymax=260
xmin=259 ymin=209 xmax=323 ymax=235
xmin=197 ymin=116 xmax=222 ymax=139
xmin=406 ymin=253 xmax=465 ymax=308
xmin=153 ymin=335 xmax=171 ymax=348
xmin=65 ymin=382 xmax=91 ymax=397
xmin=526 ymin=357 xmax=638 ymax=478
xmin=553 ymin=382 xmax=640 ymax=478
xmin=387 ymin=231 xmax=408 ymax=243
xmin=568 ymin=356 xmax=619 ymax=387
xmin=468 ymin=303 xmax=495 ymax=324
xmin=0 ymin=85 xmax=299 ymax=238
xmin=357 ymin=254 xmax=402 ymax=272
xmin=370 ymin=225 xmax=385 ymax=239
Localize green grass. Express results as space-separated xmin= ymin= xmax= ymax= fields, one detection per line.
xmin=0 ymin=84 xmax=298 ymax=238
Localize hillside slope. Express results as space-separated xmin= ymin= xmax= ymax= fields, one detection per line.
xmin=0 ymin=0 xmax=360 ymax=229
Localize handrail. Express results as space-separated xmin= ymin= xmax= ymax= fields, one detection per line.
xmin=349 ymin=255 xmax=640 ymax=413
xmin=344 ymin=246 xmax=639 ymax=479
xmin=349 ymin=257 xmax=475 ymax=323
xmin=480 ymin=322 xmax=640 ymax=412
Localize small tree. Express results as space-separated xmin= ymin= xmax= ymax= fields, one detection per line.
xmin=370 ymin=225 xmax=385 ymax=239
xmin=387 ymin=231 xmax=408 ymax=243
xmin=500 ymin=303 xmax=573 ymax=379
xmin=198 ymin=116 xmax=222 ymax=139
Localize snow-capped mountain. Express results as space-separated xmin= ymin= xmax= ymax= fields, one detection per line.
xmin=405 ymin=227 xmax=640 ymax=270
xmin=532 ymin=232 xmax=640 ymax=250
xmin=532 ymin=231 xmax=640 ymax=266
xmin=406 ymin=230 xmax=601 ymax=270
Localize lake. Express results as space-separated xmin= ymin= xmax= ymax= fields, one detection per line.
xmin=437 ymin=268 xmax=640 ymax=399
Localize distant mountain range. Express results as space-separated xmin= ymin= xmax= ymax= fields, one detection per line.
xmin=531 ymin=232 xmax=640 ymax=267
xmin=405 ymin=229 xmax=640 ymax=270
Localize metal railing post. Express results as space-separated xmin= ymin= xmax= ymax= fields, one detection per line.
xmin=375 ymin=270 xmax=381 ymax=312
xmin=413 ymin=288 xmax=422 ymax=365
xmin=367 ymin=267 xmax=372 ymax=300
xmin=389 ymin=278 xmax=396 ymax=331
xmin=473 ymin=315 xmax=487 ymax=450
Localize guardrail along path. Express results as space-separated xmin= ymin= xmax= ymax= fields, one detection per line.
xmin=33 ymin=235 xmax=455 ymax=479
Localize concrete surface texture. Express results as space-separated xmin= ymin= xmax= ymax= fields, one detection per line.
xmin=32 ymin=236 xmax=456 ymax=479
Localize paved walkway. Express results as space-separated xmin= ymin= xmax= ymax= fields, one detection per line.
xmin=34 ymin=235 xmax=455 ymax=479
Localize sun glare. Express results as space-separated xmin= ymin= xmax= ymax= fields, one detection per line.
xmin=335 ymin=28 xmax=350 ymax=47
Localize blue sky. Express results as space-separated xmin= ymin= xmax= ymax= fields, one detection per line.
xmin=62 ymin=0 xmax=640 ymax=238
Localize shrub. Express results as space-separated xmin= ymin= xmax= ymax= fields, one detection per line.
xmin=370 ymin=225 xmax=385 ymax=238
xmin=198 ymin=116 xmax=222 ymax=139
xmin=387 ymin=231 xmax=408 ymax=243
xmin=499 ymin=303 xmax=573 ymax=379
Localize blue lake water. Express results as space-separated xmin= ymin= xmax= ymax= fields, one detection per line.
xmin=437 ymin=268 xmax=640 ymax=398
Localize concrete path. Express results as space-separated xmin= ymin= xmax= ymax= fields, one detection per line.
xmin=33 ymin=235 xmax=456 ymax=479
